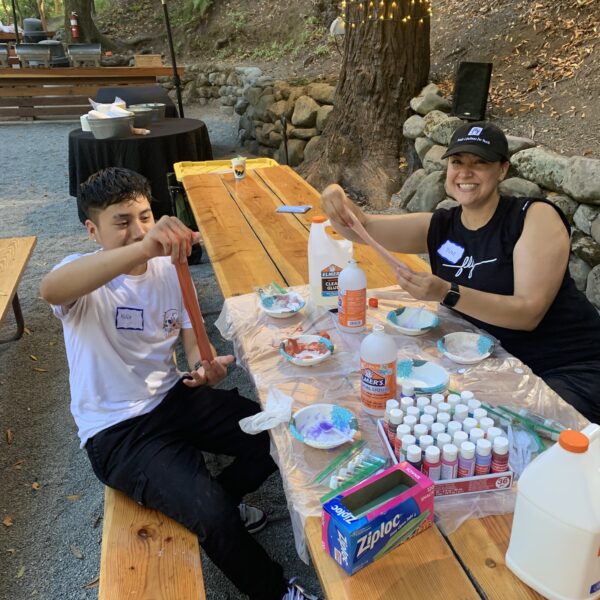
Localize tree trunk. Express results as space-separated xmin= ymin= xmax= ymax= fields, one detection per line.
xmin=64 ymin=0 xmax=117 ymax=49
xmin=299 ymin=5 xmax=430 ymax=209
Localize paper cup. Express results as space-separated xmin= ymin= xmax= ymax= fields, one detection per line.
xmin=232 ymin=156 xmax=247 ymax=179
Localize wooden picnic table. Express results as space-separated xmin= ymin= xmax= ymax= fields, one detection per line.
xmin=182 ymin=165 xmax=544 ymax=599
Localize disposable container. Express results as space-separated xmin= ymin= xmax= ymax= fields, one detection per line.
xmin=308 ymin=216 xmax=352 ymax=308
xmin=338 ymin=260 xmax=367 ymax=333
xmin=506 ymin=424 xmax=600 ymax=600
xmin=359 ymin=324 xmax=397 ymax=416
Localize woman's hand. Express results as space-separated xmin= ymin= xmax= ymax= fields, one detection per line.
xmin=183 ymin=355 xmax=236 ymax=388
xmin=320 ymin=184 xmax=364 ymax=229
xmin=141 ymin=216 xmax=201 ymax=264
xmin=395 ymin=266 xmax=451 ymax=303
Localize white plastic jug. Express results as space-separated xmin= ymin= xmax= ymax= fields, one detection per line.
xmin=506 ymin=424 xmax=600 ymax=600
xmin=308 ymin=216 xmax=353 ymax=308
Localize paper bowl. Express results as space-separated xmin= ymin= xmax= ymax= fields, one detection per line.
xmin=386 ymin=306 xmax=439 ymax=336
xmin=437 ymin=332 xmax=494 ymax=364
xmin=290 ymin=403 xmax=358 ymax=449
xmin=396 ymin=359 xmax=450 ymax=394
xmin=279 ymin=335 xmax=334 ymax=367
xmin=260 ymin=291 xmax=305 ymax=319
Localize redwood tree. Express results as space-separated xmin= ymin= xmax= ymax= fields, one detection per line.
xmin=300 ymin=1 xmax=431 ymax=208
xmin=63 ymin=0 xmax=115 ymax=48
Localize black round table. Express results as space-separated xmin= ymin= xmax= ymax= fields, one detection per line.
xmin=68 ymin=117 xmax=213 ymax=223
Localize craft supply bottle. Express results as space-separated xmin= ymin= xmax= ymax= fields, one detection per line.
xmin=399 ymin=434 xmax=416 ymax=461
xmin=431 ymin=393 xmax=445 ymax=408
xmin=360 ymin=324 xmax=397 ymax=416
xmin=453 ymin=403 xmax=469 ymax=423
xmin=438 ymin=401 xmax=451 ymax=415
xmin=337 ymin=259 xmax=367 ymax=333
xmin=401 ymin=382 xmax=415 ymax=399
xmin=470 ymin=427 xmax=485 ymax=445
xmin=394 ymin=424 xmax=411 ymax=459
xmin=437 ymin=412 xmax=451 ymax=428
xmin=479 ymin=417 xmax=495 ymax=434
xmin=462 ymin=417 xmax=478 ymax=435
xmin=460 ymin=390 xmax=474 ymax=403
xmin=413 ymin=423 xmax=428 ymax=441
xmin=406 ymin=405 xmax=421 ymax=419
xmin=473 ymin=407 xmax=488 ymax=423
xmin=453 ymin=430 xmax=468 ymax=448
xmin=467 ymin=398 xmax=482 ymax=417
xmin=406 ymin=445 xmax=423 ymax=472
xmin=400 ymin=396 xmax=414 ymax=412
xmin=436 ymin=432 xmax=452 ymax=451
xmin=416 ymin=396 xmax=430 ymax=414
xmin=387 ymin=408 xmax=404 ymax=446
xmin=447 ymin=393 xmax=461 ymax=415
xmin=308 ymin=216 xmax=353 ymax=307
xmin=431 ymin=422 xmax=446 ymax=442
xmin=420 ymin=414 xmax=434 ymax=433
xmin=475 ymin=438 xmax=492 ymax=475
xmin=383 ymin=399 xmax=400 ymax=437
xmin=447 ymin=420 xmax=462 ymax=438
xmin=458 ymin=441 xmax=476 ymax=478
xmin=423 ymin=405 xmax=437 ymax=419
xmin=486 ymin=426 xmax=504 ymax=444
xmin=419 ymin=434 xmax=434 ymax=453
xmin=422 ymin=445 xmax=442 ymax=481
xmin=441 ymin=443 xmax=459 ymax=480
xmin=491 ymin=436 xmax=510 ymax=473
xmin=403 ymin=415 xmax=417 ymax=432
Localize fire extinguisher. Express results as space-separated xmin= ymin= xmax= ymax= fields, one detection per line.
xmin=70 ymin=12 xmax=80 ymax=41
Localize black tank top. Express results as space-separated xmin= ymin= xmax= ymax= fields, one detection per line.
xmin=427 ymin=196 xmax=600 ymax=374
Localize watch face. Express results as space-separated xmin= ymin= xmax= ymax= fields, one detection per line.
xmin=443 ymin=289 xmax=460 ymax=308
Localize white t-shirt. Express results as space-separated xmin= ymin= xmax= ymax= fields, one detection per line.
xmin=52 ymin=253 xmax=191 ymax=447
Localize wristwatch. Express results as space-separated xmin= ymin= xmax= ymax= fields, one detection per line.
xmin=442 ymin=282 xmax=461 ymax=308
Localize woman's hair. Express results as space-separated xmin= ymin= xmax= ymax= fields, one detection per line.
xmin=79 ymin=167 xmax=153 ymax=221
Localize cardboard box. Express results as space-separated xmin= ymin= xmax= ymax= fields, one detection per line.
xmin=134 ymin=54 xmax=163 ymax=67
xmin=377 ymin=419 xmax=513 ymax=496
xmin=322 ymin=462 xmax=434 ymax=575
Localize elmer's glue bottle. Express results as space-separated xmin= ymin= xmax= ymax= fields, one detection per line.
xmin=337 ymin=260 xmax=366 ymax=333
xmin=308 ymin=216 xmax=353 ymax=307
xmin=359 ymin=324 xmax=397 ymax=416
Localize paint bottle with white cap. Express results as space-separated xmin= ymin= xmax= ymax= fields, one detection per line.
xmin=406 ymin=444 xmax=423 ymax=472
xmin=474 ymin=438 xmax=492 ymax=475
xmin=383 ymin=399 xmax=400 ymax=437
xmin=457 ymin=441 xmax=476 ymax=478
xmin=337 ymin=259 xmax=366 ymax=333
xmin=491 ymin=436 xmax=510 ymax=473
xmin=422 ymin=445 xmax=442 ymax=481
xmin=441 ymin=443 xmax=459 ymax=480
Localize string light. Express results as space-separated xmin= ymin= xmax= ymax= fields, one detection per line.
xmin=341 ymin=0 xmax=432 ymax=24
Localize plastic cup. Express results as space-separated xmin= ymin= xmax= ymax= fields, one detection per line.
xmin=232 ymin=156 xmax=247 ymax=179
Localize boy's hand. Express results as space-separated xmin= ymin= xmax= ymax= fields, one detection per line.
xmin=141 ymin=216 xmax=201 ymax=264
xmin=183 ymin=355 xmax=236 ymax=388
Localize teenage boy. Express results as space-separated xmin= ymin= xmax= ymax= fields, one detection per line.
xmin=40 ymin=167 xmax=320 ymax=600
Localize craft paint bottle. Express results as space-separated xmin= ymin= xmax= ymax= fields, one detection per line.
xmin=473 ymin=407 xmax=488 ymax=423
xmin=458 ymin=441 xmax=476 ymax=478
xmin=337 ymin=260 xmax=367 ymax=333
xmin=470 ymin=427 xmax=485 ymax=445
xmin=403 ymin=415 xmax=417 ymax=432
xmin=441 ymin=443 xmax=459 ymax=480
xmin=360 ymin=324 xmax=397 ymax=416
xmin=406 ymin=405 xmax=421 ymax=419
xmin=479 ymin=417 xmax=495 ymax=434
xmin=394 ymin=424 xmax=411 ymax=459
xmin=419 ymin=434 xmax=434 ymax=453
xmin=436 ymin=412 xmax=451 ymax=428
xmin=431 ymin=393 xmax=445 ymax=408
xmin=413 ymin=423 xmax=428 ymax=441
xmin=475 ymin=438 xmax=492 ymax=475
xmin=486 ymin=426 xmax=504 ymax=443
xmin=383 ymin=399 xmax=400 ymax=437
xmin=399 ymin=434 xmax=416 ymax=461
xmin=387 ymin=408 xmax=404 ymax=446
xmin=447 ymin=393 xmax=461 ymax=415
xmin=423 ymin=405 xmax=438 ymax=419
xmin=422 ymin=445 xmax=442 ymax=481
xmin=420 ymin=414 xmax=434 ymax=433
xmin=491 ymin=436 xmax=510 ymax=473
xmin=406 ymin=444 xmax=423 ymax=472
xmin=454 ymin=403 xmax=469 ymax=423
xmin=438 ymin=401 xmax=451 ymax=415
xmin=400 ymin=396 xmax=414 ymax=412
xmin=416 ymin=396 xmax=430 ymax=414
xmin=431 ymin=422 xmax=446 ymax=442
xmin=437 ymin=432 xmax=452 ymax=450
xmin=453 ymin=430 xmax=468 ymax=448
xmin=447 ymin=420 xmax=462 ymax=438
xmin=308 ymin=216 xmax=352 ymax=307
xmin=460 ymin=390 xmax=474 ymax=404
xmin=401 ymin=382 xmax=416 ymax=400
xmin=467 ymin=398 xmax=482 ymax=417
xmin=462 ymin=417 xmax=478 ymax=435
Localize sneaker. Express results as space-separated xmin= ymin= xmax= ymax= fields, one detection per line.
xmin=281 ymin=578 xmax=322 ymax=600
xmin=238 ymin=503 xmax=267 ymax=534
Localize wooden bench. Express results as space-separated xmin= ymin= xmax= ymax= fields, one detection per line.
xmin=99 ymin=488 xmax=205 ymax=600
xmin=0 ymin=236 xmax=36 ymax=343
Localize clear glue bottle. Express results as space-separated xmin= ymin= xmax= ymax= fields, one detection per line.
xmin=337 ymin=260 xmax=367 ymax=333
xmin=422 ymin=445 xmax=441 ymax=481
xmin=359 ymin=324 xmax=397 ymax=416
xmin=457 ymin=441 xmax=476 ymax=478
xmin=308 ymin=216 xmax=353 ymax=308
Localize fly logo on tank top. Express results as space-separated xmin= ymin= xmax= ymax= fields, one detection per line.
xmin=438 ymin=240 xmax=497 ymax=279
xmin=443 ymin=255 xmax=498 ymax=279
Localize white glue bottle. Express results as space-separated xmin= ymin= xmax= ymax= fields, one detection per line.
xmin=337 ymin=259 xmax=367 ymax=333
xmin=360 ymin=324 xmax=397 ymax=416
xmin=308 ymin=216 xmax=353 ymax=308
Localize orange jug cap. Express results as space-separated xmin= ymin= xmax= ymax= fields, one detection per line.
xmin=558 ymin=430 xmax=589 ymax=453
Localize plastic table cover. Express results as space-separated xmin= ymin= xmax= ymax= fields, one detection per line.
xmin=215 ymin=285 xmax=589 ymax=562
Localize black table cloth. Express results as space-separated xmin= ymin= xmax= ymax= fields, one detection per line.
xmin=68 ymin=117 xmax=212 ymax=223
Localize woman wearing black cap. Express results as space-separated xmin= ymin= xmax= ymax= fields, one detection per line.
xmin=321 ymin=121 xmax=600 ymax=424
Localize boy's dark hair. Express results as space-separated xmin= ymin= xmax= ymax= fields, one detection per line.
xmin=79 ymin=167 xmax=153 ymax=221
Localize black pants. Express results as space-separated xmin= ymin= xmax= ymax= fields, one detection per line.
xmin=86 ymin=380 xmax=286 ymax=600
xmin=540 ymin=360 xmax=600 ymax=424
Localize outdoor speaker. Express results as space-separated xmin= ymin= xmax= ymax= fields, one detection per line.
xmin=452 ymin=62 xmax=493 ymax=121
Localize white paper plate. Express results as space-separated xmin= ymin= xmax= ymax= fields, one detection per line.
xmin=386 ymin=306 xmax=439 ymax=336
xmin=396 ymin=359 xmax=450 ymax=394
xmin=260 ymin=291 xmax=305 ymax=319
xmin=290 ymin=403 xmax=358 ymax=449
xmin=437 ymin=332 xmax=494 ymax=364
xmin=279 ymin=334 xmax=334 ymax=366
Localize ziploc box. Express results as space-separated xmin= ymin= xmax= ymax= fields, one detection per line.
xmin=322 ymin=462 xmax=434 ymax=575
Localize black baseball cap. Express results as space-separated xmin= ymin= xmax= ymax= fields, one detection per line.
xmin=442 ymin=121 xmax=509 ymax=162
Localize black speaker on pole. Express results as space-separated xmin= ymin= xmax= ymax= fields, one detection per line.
xmin=451 ymin=62 xmax=493 ymax=121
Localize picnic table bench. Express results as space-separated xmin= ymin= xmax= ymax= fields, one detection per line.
xmin=180 ymin=164 xmax=546 ymax=599
xmin=0 ymin=236 xmax=36 ymax=343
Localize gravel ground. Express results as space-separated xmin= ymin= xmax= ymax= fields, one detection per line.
xmin=0 ymin=107 xmax=322 ymax=600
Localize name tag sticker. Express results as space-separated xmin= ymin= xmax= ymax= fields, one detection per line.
xmin=116 ymin=307 xmax=144 ymax=330
xmin=437 ymin=240 xmax=465 ymax=264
